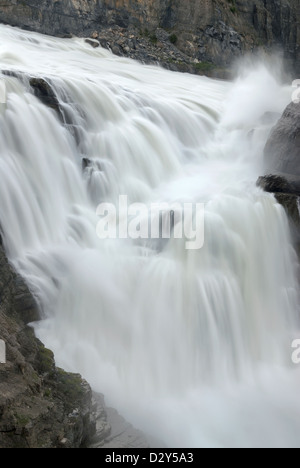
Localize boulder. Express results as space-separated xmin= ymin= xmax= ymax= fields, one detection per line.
xmin=85 ymin=38 xmax=100 ymax=48
xmin=0 ymin=0 xmax=299 ymax=74
xmin=257 ymin=174 xmax=300 ymax=197
xmin=257 ymin=174 xmax=300 ymax=259
xmin=264 ymin=103 xmax=300 ymax=176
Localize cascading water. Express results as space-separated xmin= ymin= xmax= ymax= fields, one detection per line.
xmin=0 ymin=24 xmax=300 ymax=448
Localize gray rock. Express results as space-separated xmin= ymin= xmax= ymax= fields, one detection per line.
xmin=85 ymin=38 xmax=100 ymax=48
xmin=0 ymin=244 xmax=98 ymax=448
xmin=29 ymin=77 xmax=61 ymax=116
xmin=2 ymin=72 xmax=62 ymax=118
xmin=0 ymin=0 xmax=299 ymax=74
xmin=89 ymin=394 xmax=149 ymax=449
xmin=257 ymin=174 xmax=300 ymax=256
xmin=264 ymin=103 xmax=300 ymax=175
xmin=257 ymin=174 xmax=300 ymax=196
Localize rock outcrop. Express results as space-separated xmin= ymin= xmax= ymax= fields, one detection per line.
xmin=264 ymin=103 xmax=300 ymax=176
xmin=0 ymin=0 xmax=299 ymax=75
xmin=0 ymin=242 xmax=99 ymax=448
xmin=257 ymin=174 xmax=300 ymax=224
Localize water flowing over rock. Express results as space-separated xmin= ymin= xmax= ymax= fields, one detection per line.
xmin=0 ymin=25 xmax=300 ymax=448
xmin=257 ymin=174 xmax=300 ymax=227
xmin=264 ymin=103 xmax=300 ymax=176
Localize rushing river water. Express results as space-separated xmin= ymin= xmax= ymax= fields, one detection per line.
xmin=0 ymin=24 xmax=300 ymax=448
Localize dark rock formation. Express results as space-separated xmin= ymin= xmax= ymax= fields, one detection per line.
xmin=0 ymin=244 xmax=98 ymax=448
xmin=257 ymin=174 xmax=300 ymax=257
xmin=258 ymin=104 xmax=300 ymax=255
xmin=89 ymin=395 xmax=149 ymax=449
xmin=0 ymin=0 xmax=299 ymax=75
xmin=264 ymin=103 xmax=300 ymax=176
xmin=29 ymin=78 xmax=61 ymax=115
xmin=90 ymin=25 xmax=229 ymax=78
xmin=3 ymin=71 xmax=62 ymax=116
xmin=257 ymin=174 xmax=300 ymax=197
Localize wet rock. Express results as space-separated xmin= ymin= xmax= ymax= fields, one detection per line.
xmin=89 ymin=394 xmax=149 ymax=449
xmin=264 ymin=103 xmax=300 ymax=176
xmin=82 ymin=158 xmax=91 ymax=171
xmin=13 ymin=274 xmax=40 ymax=325
xmin=0 ymin=244 xmax=98 ymax=448
xmin=85 ymin=39 xmax=100 ymax=49
xmin=259 ymin=102 xmax=300 ymax=259
xmin=257 ymin=175 xmax=297 ymax=195
xmin=257 ymin=175 xmax=300 ymax=254
xmin=29 ymin=78 xmax=61 ymax=115
xmin=3 ymin=71 xmax=61 ymax=115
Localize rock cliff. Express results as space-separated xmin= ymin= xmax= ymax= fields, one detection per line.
xmin=0 ymin=241 xmax=99 ymax=448
xmin=0 ymin=0 xmax=299 ymax=74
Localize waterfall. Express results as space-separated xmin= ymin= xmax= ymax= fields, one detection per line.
xmin=0 ymin=24 xmax=300 ymax=448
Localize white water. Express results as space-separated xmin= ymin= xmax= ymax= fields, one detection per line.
xmin=0 ymin=25 xmax=300 ymax=448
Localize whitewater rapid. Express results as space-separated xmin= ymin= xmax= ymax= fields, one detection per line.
xmin=0 ymin=25 xmax=300 ymax=448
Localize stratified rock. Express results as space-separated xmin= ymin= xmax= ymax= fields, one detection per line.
xmin=264 ymin=103 xmax=300 ymax=175
xmin=0 ymin=0 xmax=299 ymax=74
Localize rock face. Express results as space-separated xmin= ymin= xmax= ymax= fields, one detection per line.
xmin=0 ymin=243 xmax=98 ymax=448
xmin=0 ymin=0 xmax=299 ymax=74
xmin=257 ymin=174 xmax=300 ymax=224
xmin=258 ymin=103 xmax=300 ymax=254
xmin=0 ymin=73 xmax=150 ymax=449
xmin=264 ymin=103 xmax=300 ymax=176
